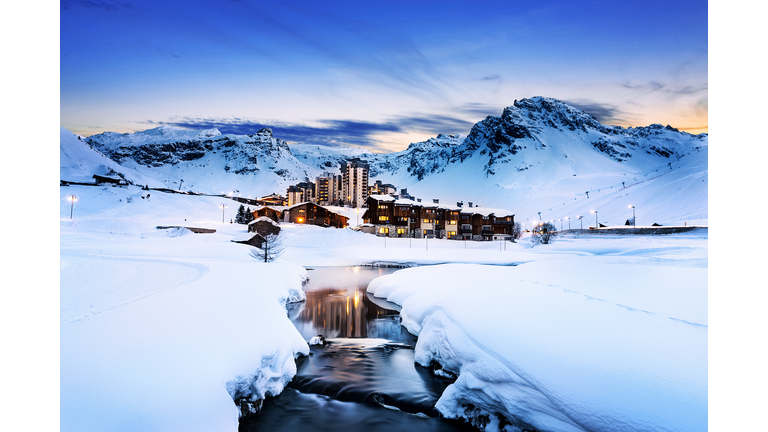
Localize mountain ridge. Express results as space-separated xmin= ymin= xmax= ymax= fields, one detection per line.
xmin=63 ymin=97 xmax=708 ymax=225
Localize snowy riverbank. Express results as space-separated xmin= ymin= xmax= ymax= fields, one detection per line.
xmin=59 ymin=184 xmax=707 ymax=431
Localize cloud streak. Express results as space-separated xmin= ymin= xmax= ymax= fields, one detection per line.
xmin=144 ymin=113 xmax=476 ymax=151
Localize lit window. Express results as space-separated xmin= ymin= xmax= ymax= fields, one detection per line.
xmin=379 ymin=216 xmax=389 ymax=221
xmin=448 ymin=220 xmax=457 ymax=225
xmin=379 ymin=227 xmax=389 ymax=234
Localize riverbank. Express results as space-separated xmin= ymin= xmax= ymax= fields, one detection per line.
xmin=58 ymin=185 xmax=707 ymax=431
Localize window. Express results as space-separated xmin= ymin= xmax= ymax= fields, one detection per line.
xmin=448 ymin=220 xmax=457 ymax=225
xmin=379 ymin=227 xmax=389 ymax=234
xmin=379 ymin=216 xmax=389 ymax=221
xmin=397 ymin=228 xmax=406 ymax=234
xmin=423 ymin=219 xmax=432 ymax=224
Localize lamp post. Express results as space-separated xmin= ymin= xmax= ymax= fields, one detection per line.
xmin=559 ymin=218 xmax=563 ymax=231
xmin=591 ymin=210 xmax=598 ymax=229
xmin=219 ymin=204 xmax=227 ymax=223
xmin=565 ymin=217 xmax=570 ymax=230
xmin=577 ymin=215 xmax=583 ymax=229
xmin=67 ymin=194 xmax=77 ymax=219
xmin=629 ymin=205 xmax=636 ymax=228
xmin=356 ymin=208 xmax=360 ymax=227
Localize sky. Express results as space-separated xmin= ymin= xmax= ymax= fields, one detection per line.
xmin=60 ymin=0 xmax=708 ymax=152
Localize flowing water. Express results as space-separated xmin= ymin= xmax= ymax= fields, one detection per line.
xmin=240 ymin=266 xmax=476 ymax=432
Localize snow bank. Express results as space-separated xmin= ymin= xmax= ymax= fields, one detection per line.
xmin=367 ymin=261 xmax=706 ymax=432
xmin=60 ymin=185 xmax=311 ymax=432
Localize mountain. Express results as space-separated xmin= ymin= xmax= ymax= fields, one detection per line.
xmin=84 ymin=125 xmax=314 ymax=195
xmin=62 ymin=97 xmax=708 ymax=225
xmin=59 ymin=127 xmax=164 ymax=187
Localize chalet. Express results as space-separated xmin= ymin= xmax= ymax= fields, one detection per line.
xmin=92 ymin=174 xmax=126 ymax=185
xmin=247 ymin=216 xmax=281 ymax=237
xmin=252 ymin=206 xmax=284 ymax=223
xmin=283 ymin=202 xmax=348 ymax=228
xmin=260 ymin=193 xmax=288 ymax=206
xmin=363 ymin=194 xmax=514 ymax=240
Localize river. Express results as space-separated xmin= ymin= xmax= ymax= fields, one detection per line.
xmin=240 ymin=266 xmax=477 ymax=431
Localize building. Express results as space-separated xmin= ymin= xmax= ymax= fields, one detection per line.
xmin=340 ymin=158 xmax=369 ymax=208
xmin=247 ymin=216 xmax=281 ymax=236
xmin=314 ymin=172 xmax=344 ymax=205
xmin=283 ymin=202 xmax=349 ymax=228
xmin=260 ymin=193 xmax=288 ymax=206
xmin=368 ymin=180 xmax=397 ymax=197
xmin=251 ymin=206 xmax=284 ymax=223
xmin=287 ymin=180 xmax=315 ymax=206
xmin=362 ymin=195 xmax=514 ymax=240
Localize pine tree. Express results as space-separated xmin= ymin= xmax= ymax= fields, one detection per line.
xmin=235 ymin=205 xmax=246 ymax=224
xmin=243 ymin=207 xmax=254 ymax=224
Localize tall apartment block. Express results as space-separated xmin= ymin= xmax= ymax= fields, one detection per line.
xmin=315 ymin=172 xmax=344 ymax=206
xmin=340 ymin=158 xmax=369 ymax=208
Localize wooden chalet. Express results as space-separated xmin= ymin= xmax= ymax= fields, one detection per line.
xmin=363 ymin=195 xmax=514 ymax=240
xmin=247 ymin=217 xmax=281 ymax=236
xmin=260 ymin=193 xmax=288 ymax=206
xmin=283 ymin=202 xmax=348 ymax=228
xmin=252 ymin=206 xmax=284 ymax=223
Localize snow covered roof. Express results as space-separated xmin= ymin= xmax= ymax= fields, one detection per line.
xmin=284 ymin=201 xmax=347 ymax=218
xmin=248 ymin=216 xmax=281 ymax=227
xmin=460 ymin=207 xmax=514 ymax=217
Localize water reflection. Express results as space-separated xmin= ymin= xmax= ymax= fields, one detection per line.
xmin=292 ymin=266 xmax=412 ymax=343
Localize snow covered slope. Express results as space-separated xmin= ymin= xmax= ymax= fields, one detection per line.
xmin=60 ymin=127 xmax=164 ymax=187
xmin=85 ymin=126 xmax=317 ymax=195
xmin=65 ymin=97 xmax=707 ymax=225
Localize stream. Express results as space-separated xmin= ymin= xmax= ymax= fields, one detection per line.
xmin=239 ymin=266 xmax=476 ymax=431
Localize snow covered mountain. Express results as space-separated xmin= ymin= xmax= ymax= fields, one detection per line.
xmin=83 ymin=126 xmax=315 ymax=195
xmin=62 ymin=97 xmax=708 ymax=225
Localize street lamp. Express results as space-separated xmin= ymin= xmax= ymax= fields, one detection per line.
xmin=577 ymin=215 xmax=583 ymax=229
xmin=356 ymin=208 xmax=360 ymax=227
xmin=628 ymin=205 xmax=636 ymax=228
xmin=67 ymin=194 xmax=77 ymax=219
xmin=559 ymin=218 xmax=563 ymax=231
xmin=565 ymin=216 xmax=570 ymax=230
xmin=591 ymin=210 xmax=598 ymax=229
xmin=219 ymin=204 xmax=227 ymax=223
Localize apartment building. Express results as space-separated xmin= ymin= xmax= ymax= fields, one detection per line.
xmin=362 ymin=195 xmax=514 ymax=240
xmin=341 ymin=158 xmax=369 ymax=208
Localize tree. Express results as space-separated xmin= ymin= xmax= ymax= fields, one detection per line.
xmin=532 ymin=222 xmax=557 ymax=245
xmin=242 ymin=206 xmax=254 ymax=224
xmin=511 ymin=222 xmax=523 ymax=242
xmin=248 ymin=233 xmax=285 ymax=263
xmin=235 ymin=205 xmax=246 ymax=224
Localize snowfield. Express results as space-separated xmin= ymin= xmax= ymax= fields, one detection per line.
xmin=59 ymin=184 xmax=706 ymax=432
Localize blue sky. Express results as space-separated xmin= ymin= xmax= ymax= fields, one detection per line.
xmin=60 ymin=0 xmax=708 ymax=152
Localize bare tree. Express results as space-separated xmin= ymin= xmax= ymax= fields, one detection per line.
xmin=248 ymin=233 xmax=285 ymax=263
xmin=511 ymin=222 xmax=523 ymax=242
xmin=532 ymin=222 xmax=557 ymax=245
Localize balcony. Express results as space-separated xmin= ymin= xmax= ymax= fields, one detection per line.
xmin=460 ymin=228 xmax=473 ymax=234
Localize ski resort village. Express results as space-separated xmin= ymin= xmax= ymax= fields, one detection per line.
xmin=58 ymin=97 xmax=709 ymax=432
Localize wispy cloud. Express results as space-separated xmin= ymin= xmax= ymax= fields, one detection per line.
xmin=143 ymin=113 xmax=476 ymax=151
xmin=563 ymin=99 xmax=626 ymax=124
xmin=622 ymin=81 xmax=708 ymax=99
xmin=61 ymin=0 xmax=131 ymax=12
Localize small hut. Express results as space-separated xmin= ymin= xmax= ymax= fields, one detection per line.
xmin=248 ymin=216 xmax=281 ymax=237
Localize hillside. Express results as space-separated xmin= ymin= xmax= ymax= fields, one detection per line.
xmin=62 ymin=97 xmax=708 ymax=226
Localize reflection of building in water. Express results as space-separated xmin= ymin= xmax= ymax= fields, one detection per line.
xmin=300 ymin=287 xmax=399 ymax=338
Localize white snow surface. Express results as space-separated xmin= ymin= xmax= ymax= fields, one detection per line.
xmin=367 ymin=250 xmax=706 ymax=431
xmin=60 ymin=183 xmax=706 ymax=432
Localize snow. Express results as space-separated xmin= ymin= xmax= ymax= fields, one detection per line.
xmin=60 ymin=185 xmax=310 ymax=432
xmin=59 ymin=100 xmax=710 ymax=432
xmin=367 ymin=240 xmax=707 ymax=432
